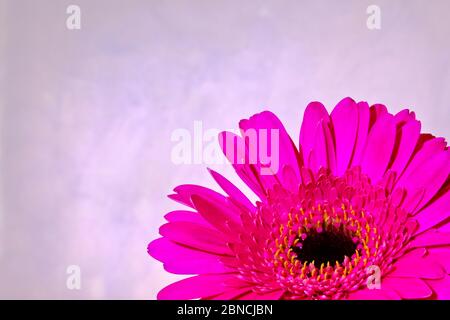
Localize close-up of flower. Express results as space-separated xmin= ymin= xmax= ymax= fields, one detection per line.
xmin=148 ymin=97 xmax=449 ymax=300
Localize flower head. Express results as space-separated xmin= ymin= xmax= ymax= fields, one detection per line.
xmin=148 ymin=98 xmax=450 ymax=300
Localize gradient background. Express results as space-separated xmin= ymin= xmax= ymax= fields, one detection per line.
xmin=0 ymin=0 xmax=449 ymax=299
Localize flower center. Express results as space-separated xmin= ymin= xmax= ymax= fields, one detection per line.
xmin=292 ymin=226 xmax=358 ymax=266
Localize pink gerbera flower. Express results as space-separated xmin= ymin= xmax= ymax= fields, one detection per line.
xmin=148 ymin=98 xmax=450 ymax=300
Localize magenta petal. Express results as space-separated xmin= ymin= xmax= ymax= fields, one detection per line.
xmin=397 ymin=150 xmax=449 ymax=213
xmin=191 ymin=194 xmax=242 ymax=234
xmin=347 ymin=288 xmax=400 ymax=300
xmin=426 ymin=275 xmax=450 ymax=299
xmin=388 ymin=118 xmax=421 ymax=176
xmin=219 ymin=131 xmax=267 ymax=199
xmin=310 ymin=120 xmax=336 ymax=173
xmin=205 ymin=288 xmax=252 ymax=300
xmin=157 ymin=274 xmax=239 ymax=300
xmin=148 ymin=238 xmax=232 ymax=274
xmin=394 ymin=109 xmax=416 ymax=123
xmin=438 ymin=221 xmax=450 ymax=232
xmin=350 ymin=101 xmax=370 ymax=166
xmin=208 ymin=168 xmax=256 ymax=213
xmin=238 ymin=289 xmax=285 ymax=300
xmin=429 ymin=248 xmax=450 ymax=274
xmin=169 ymin=184 xmax=234 ymax=211
xmin=398 ymin=137 xmax=447 ymax=184
xmin=159 ymin=221 xmax=232 ymax=255
xmin=382 ymin=277 xmax=433 ymax=299
xmin=390 ymin=249 xmax=444 ymax=279
xmin=331 ymin=97 xmax=358 ymax=176
xmin=361 ymin=113 xmax=396 ymax=183
xmin=164 ymin=210 xmax=210 ymax=226
xmin=369 ymin=103 xmax=388 ymax=128
xmin=414 ymin=188 xmax=450 ymax=234
xmin=239 ymin=111 xmax=301 ymax=182
xmin=300 ymin=101 xmax=329 ymax=166
xmin=409 ymin=229 xmax=450 ymax=248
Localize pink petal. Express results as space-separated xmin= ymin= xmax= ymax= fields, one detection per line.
xmin=361 ymin=113 xmax=396 ymax=183
xmin=397 ymin=137 xmax=447 ymax=184
xmin=310 ymin=120 xmax=336 ymax=173
xmin=409 ymin=229 xmax=450 ymax=248
xmin=164 ymin=210 xmax=210 ymax=227
xmin=350 ymin=101 xmax=370 ymax=166
xmin=191 ymin=194 xmax=242 ymax=234
xmin=414 ymin=187 xmax=450 ymax=234
xmin=159 ymin=221 xmax=232 ymax=255
xmin=394 ymin=109 xmax=416 ymax=123
xmin=388 ymin=118 xmax=421 ymax=176
xmin=331 ymin=97 xmax=358 ymax=176
xmin=369 ymin=103 xmax=387 ymax=128
xmin=208 ymin=168 xmax=256 ymax=213
xmin=238 ymin=289 xmax=285 ymax=300
xmin=239 ymin=111 xmax=301 ymax=184
xmin=429 ymin=248 xmax=450 ymax=274
xmin=426 ymin=275 xmax=450 ymax=299
xmin=169 ymin=184 xmax=236 ymax=213
xmin=347 ymin=288 xmax=401 ymax=300
xmin=396 ymin=150 xmax=449 ymax=213
xmin=282 ymin=164 xmax=300 ymax=193
xmin=157 ymin=274 xmax=240 ymax=300
xmin=205 ymin=288 xmax=252 ymax=300
xmin=148 ymin=238 xmax=232 ymax=274
xmin=390 ymin=248 xmax=444 ymax=279
xmin=219 ymin=131 xmax=267 ymax=199
xmin=382 ymin=277 xmax=433 ymax=299
xmin=299 ymin=101 xmax=329 ymax=167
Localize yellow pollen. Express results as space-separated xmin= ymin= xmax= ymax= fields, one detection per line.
xmin=274 ymin=248 xmax=281 ymax=258
xmin=290 ymin=255 xmax=296 ymax=264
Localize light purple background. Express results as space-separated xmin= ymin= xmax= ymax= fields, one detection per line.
xmin=0 ymin=0 xmax=449 ymax=299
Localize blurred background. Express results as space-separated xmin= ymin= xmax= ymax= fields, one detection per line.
xmin=0 ymin=0 xmax=449 ymax=299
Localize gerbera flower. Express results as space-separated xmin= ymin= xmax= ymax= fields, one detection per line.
xmin=148 ymin=97 xmax=450 ymax=300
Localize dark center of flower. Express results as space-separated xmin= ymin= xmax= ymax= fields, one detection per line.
xmin=292 ymin=228 xmax=358 ymax=266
